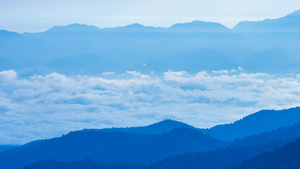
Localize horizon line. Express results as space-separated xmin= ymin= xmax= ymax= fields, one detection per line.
xmin=1 ymin=9 xmax=298 ymax=34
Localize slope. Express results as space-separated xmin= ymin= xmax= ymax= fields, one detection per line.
xmin=227 ymin=139 xmax=300 ymax=169
xmin=201 ymin=107 xmax=300 ymax=141
xmin=98 ymin=119 xmax=195 ymax=134
xmin=0 ymin=127 xmax=225 ymax=169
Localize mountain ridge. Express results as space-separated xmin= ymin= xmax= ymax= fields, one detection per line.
xmin=226 ymin=139 xmax=300 ymax=169
xmin=0 ymin=127 xmax=225 ymax=169
xmin=202 ymin=107 xmax=300 ymax=141
xmin=97 ymin=119 xmax=195 ymax=134
xmin=233 ymin=9 xmax=300 ymax=32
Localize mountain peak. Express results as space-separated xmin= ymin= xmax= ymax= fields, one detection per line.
xmin=46 ymin=23 xmax=101 ymax=33
xmin=169 ymin=20 xmax=229 ymax=32
xmin=0 ymin=30 xmax=20 ymax=37
xmin=125 ymin=23 xmax=146 ymax=28
xmin=113 ymin=23 xmax=161 ymax=31
xmin=97 ymin=119 xmax=195 ymax=135
xmin=149 ymin=119 xmax=193 ymax=128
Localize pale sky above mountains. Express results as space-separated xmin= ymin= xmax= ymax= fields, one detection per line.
xmin=1 ymin=0 xmax=300 ymax=33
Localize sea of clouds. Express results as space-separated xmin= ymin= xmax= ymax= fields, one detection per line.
xmin=1 ymin=68 xmax=300 ymax=144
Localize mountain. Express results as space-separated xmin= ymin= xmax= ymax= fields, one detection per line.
xmin=229 ymin=121 xmax=300 ymax=148
xmin=169 ymin=21 xmax=229 ymax=32
xmin=226 ymin=139 xmax=300 ymax=169
xmin=113 ymin=23 xmax=161 ymax=32
xmin=2 ymin=10 xmax=300 ymax=75
xmin=19 ymin=22 xmax=239 ymax=74
xmin=46 ymin=53 xmax=118 ymax=75
xmin=241 ymin=47 xmax=298 ymax=73
xmin=149 ymin=139 xmax=292 ymax=169
xmin=99 ymin=119 xmax=195 ymax=134
xmin=233 ymin=10 xmax=300 ymax=32
xmin=162 ymin=48 xmax=237 ymax=72
xmin=23 ymin=136 xmax=297 ymax=169
xmin=25 ymin=160 xmax=147 ymax=169
xmin=0 ymin=30 xmax=21 ymax=39
xmin=0 ymin=145 xmax=19 ymax=153
xmin=0 ymin=127 xmax=225 ymax=169
xmin=23 ymin=120 xmax=300 ymax=169
xmin=149 ymin=118 xmax=300 ymax=169
xmin=3 ymin=106 xmax=300 ymax=169
xmin=202 ymin=107 xmax=300 ymax=141
xmin=0 ymin=30 xmax=61 ymax=75
xmin=45 ymin=23 xmax=102 ymax=33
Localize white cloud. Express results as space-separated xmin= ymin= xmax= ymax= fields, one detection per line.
xmin=102 ymin=72 xmax=115 ymax=75
xmin=0 ymin=69 xmax=300 ymax=144
xmin=126 ymin=71 xmax=150 ymax=79
xmin=0 ymin=70 xmax=17 ymax=80
xmin=212 ymin=70 xmax=229 ymax=74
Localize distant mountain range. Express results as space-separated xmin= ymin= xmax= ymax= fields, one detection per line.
xmin=1 ymin=107 xmax=300 ymax=169
xmin=233 ymin=10 xmax=300 ymax=32
xmin=1 ymin=10 xmax=300 ymax=75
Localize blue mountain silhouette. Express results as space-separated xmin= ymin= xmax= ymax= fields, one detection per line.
xmin=0 ymin=127 xmax=225 ymax=169
xmin=233 ymin=10 xmax=300 ymax=32
xmin=169 ymin=21 xmax=229 ymax=32
xmin=24 ymin=120 xmax=300 ymax=169
xmin=0 ymin=10 xmax=299 ymax=75
xmin=98 ymin=119 xmax=195 ymax=134
xmin=2 ymin=107 xmax=300 ymax=169
xmin=226 ymin=139 xmax=300 ymax=169
xmin=45 ymin=23 xmax=101 ymax=33
xmin=202 ymin=107 xmax=300 ymax=141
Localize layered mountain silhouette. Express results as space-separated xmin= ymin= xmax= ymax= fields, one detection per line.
xmin=149 ymin=140 xmax=292 ymax=169
xmin=149 ymin=119 xmax=300 ymax=169
xmin=1 ymin=107 xmax=300 ymax=169
xmin=201 ymin=107 xmax=300 ymax=141
xmin=25 ymin=160 xmax=147 ymax=169
xmin=169 ymin=21 xmax=230 ymax=32
xmin=0 ymin=127 xmax=225 ymax=169
xmin=226 ymin=139 xmax=300 ymax=169
xmin=233 ymin=10 xmax=300 ymax=32
xmin=0 ymin=145 xmax=18 ymax=153
xmin=22 ymin=126 xmax=300 ymax=169
xmin=23 ymin=137 xmax=300 ymax=169
xmin=1 ymin=10 xmax=300 ymax=75
xmin=98 ymin=119 xmax=195 ymax=134
xmin=229 ymin=120 xmax=300 ymax=148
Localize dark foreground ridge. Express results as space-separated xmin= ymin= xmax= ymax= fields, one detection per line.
xmin=226 ymin=139 xmax=300 ymax=169
xmin=1 ymin=107 xmax=300 ymax=169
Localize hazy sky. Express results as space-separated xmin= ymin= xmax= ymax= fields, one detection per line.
xmin=1 ymin=0 xmax=300 ymax=33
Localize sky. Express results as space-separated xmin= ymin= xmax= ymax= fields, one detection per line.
xmin=1 ymin=0 xmax=300 ymax=33
xmin=1 ymin=69 xmax=300 ymax=144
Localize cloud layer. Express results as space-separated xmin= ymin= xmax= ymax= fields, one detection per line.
xmin=1 ymin=69 xmax=300 ymax=144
